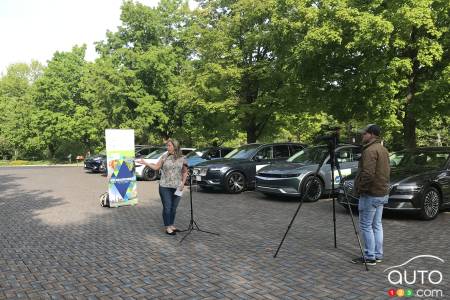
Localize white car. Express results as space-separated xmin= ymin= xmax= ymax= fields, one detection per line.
xmin=135 ymin=147 xmax=195 ymax=181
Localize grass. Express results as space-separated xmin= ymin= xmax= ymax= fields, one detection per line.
xmin=0 ymin=160 xmax=79 ymax=166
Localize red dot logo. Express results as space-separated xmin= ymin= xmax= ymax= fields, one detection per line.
xmin=388 ymin=289 xmax=396 ymax=297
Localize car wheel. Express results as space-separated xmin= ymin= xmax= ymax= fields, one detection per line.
xmin=419 ymin=187 xmax=441 ymax=220
xmin=225 ymin=171 xmax=246 ymax=194
xmin=142 ymin=167 xmax=157 ymax=181
xmin=302 ymin=176 xmax=323 ymax=202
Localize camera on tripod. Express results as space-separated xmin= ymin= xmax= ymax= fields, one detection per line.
xmin=314 ymin=126 xmax=341 ymax=149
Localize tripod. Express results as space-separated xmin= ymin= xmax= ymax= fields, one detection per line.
xmin=273 ymin=132 xmax=368 ymax=271
xmin=179 ymin=172 xmax=219 ymax=244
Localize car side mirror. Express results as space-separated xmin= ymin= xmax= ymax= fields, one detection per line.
xmin=355 ymin=153 xmax=362 ymax=161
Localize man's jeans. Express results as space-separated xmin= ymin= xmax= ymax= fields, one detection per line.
xmin=159 ymin=186 xmax=181 ymax=226
xmin=358 ymin=194 xmax=389 ymax=260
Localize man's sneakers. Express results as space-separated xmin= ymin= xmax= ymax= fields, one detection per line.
xmin=351 ymin=257 xmax=377 ymax=266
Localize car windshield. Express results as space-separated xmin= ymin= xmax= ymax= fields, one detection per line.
xmin=185 ymin=148 xmax=208 ymax=158
xmin=145 ymin=148 xmax=166 ymax=159
xmin=287 ymin=146 xmax=328 ymax=164
xmin=224 ymin=144 xmax=261 ymax=159
xmin=136 ymin=147 xmax=157 ymax=155
xmin=392 ymin=151 xmax=449 ymax=169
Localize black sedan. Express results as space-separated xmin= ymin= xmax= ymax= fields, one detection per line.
xmin=338 ymin=147 xmax=450 ymax=220
xmin=192 ymin=143 xmax=305 ymax=193
xmin=84 ymin=153 xmax=107 ymax=173
xmin=186 ymin=146 xmax=234 ymax=168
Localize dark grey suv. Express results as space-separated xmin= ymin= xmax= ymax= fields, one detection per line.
xmin=192 ymin=143 xmax=305 ymax=193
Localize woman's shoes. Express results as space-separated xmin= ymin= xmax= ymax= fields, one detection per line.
xmin=165 ymin=226 xmax=179 ymax=235
xmin=165 ymin=229 xmax=176 ymax=235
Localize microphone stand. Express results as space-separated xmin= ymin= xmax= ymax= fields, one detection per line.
xmin=179 ymin=172 xmax=219 ymax=244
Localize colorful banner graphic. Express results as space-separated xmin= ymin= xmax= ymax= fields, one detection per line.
xmin=105 ymin=129 xmax=138 ymax=207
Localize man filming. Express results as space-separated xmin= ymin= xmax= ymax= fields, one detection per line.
xmin=351 ymin=124 xmax=390 ymax=266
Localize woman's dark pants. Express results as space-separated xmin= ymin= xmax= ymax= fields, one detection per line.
xmin=159 ymin=186 xmax=181 ymax=226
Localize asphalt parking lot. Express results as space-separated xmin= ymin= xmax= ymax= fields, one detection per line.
xmin=1 ymin=166 xmax=449 ymax=299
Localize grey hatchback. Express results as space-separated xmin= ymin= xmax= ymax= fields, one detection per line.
xmin=255 ymin=144 xmax=361 ymax=201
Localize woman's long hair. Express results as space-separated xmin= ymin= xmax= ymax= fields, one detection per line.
xmin=167 ymin=138 xmax=182 ymax=159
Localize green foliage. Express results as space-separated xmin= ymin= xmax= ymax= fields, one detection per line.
xmin=0 ymin=0 xmax=448 ymax=160
xmin=0 ymin=61 xmax=44 ymax=159
xmin=95 ymin=0 xmax=192 ymax=145
xmin=31 ymin=46 xmax=90 ymax=159
xmin=189 ymin=0 xmax=294 ymax=143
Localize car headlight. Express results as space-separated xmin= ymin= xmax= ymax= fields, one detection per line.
xmin=279 ymin=173 xmax=303 ymax=178
xmin=396 ymin=184 xmax=422 ymax=192
xmin=193 ymin=167 xmax=208 ymax=176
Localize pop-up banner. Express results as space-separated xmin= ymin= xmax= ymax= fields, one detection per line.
xmin=105 ymin=129 xmax=138 ymax=207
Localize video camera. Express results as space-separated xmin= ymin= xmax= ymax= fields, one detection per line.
xmin=314 ymin=126 xmax=341 ymax=148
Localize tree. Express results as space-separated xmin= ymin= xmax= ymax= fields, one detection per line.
xmin=0 ymin=61 xmax=44 ymax=159
xmin=189 ymin=0 xmax=295 ymax=143
xmin=94 ymin=0 xmax=193 ymax=145
xmin=382 ymin=0 xmax=449 ymax=149
xmin=32 ymin=46 xmax=91 ymax=159
xmin=275 ymin=0 xmax=449 ymax=149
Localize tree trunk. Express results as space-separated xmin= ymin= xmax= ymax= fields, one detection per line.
xmin=241 ymin=71 xmax=260 ymax=144
xmin=403 ymin=28 xmax=419 ymax=150
xmin=403 ymin=108 xmax=416 ymax=150
xmin=246 ymin=116 xmax=257 ymax=143
xmin=48 ymin=143 xmax=55 ymax=160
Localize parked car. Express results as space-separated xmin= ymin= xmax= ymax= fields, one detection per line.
xmin=135 ymin=147 xmax=195 ymax=181
xmin=186 ymin=146 xmax=234 ymax=167
xmin=192 ymin=143 xmax=305 ymax=193
xmin=181 ymin=148 xmax=196 ymax=156
xmin=135 ymin=146 xmax=164 ymax=158
xmin=84 ymin=153 xmax=107 ymax=173
xmin=255 ymin=144 xmax=361 ymax=201
xmin=338 ymin=147 xmax=450 ymax=220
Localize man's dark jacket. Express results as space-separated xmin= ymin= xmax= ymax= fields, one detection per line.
xmin=354 ymin=138 xmax=390 ymax=197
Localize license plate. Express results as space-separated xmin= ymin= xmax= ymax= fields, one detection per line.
xmin=196 ymin=175 xmax=202 ymax=182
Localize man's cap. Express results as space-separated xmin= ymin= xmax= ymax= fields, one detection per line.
xmin=360 ymin=124 xmax=381 ymax=136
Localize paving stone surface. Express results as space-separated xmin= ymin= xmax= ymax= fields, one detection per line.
xmin=0 ymin=166 xmax=449 ymax=299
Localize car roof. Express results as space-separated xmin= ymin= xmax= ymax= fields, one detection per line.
xmin=240 ymin=142 xmax=305 ymax=147
xmin=207 ymin=146 xmax=234 ymax=149
xmin=310 ymin=143 xmax=358 ymax=148
xmin=395 ymin=147 xmax=450 ymax=152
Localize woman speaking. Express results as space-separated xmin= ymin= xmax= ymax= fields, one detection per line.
xmin=137 ymin=139 xmax=188 ymax=235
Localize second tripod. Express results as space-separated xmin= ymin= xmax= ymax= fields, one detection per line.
xmin=179 ymin=173 xmax=219 ymax=243
xmin=273 ymin=129 xmax=368 ymax=270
